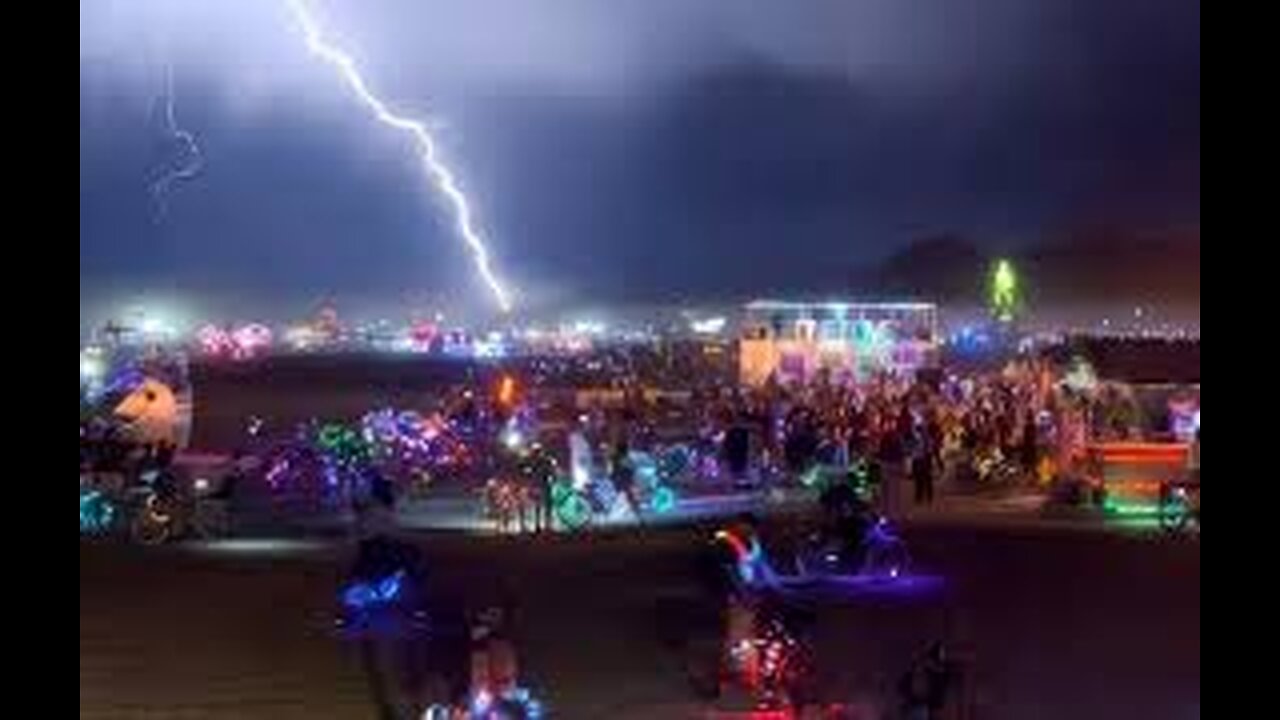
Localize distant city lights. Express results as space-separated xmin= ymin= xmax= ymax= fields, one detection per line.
xmin=80 ymin=296 xmax=1197 ymax=368
xmin=690 ymin=316 xmax=728 ymax=335
xmin=197 ymin=324 xmax=274 ymax=360
xmin=80 ymin=347 xmax=105 ymax=381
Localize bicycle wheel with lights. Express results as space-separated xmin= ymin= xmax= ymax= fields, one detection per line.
xmin=862 ymin=536 xmax=910 ymax=580
xmin=551 ymin=482 xmax=593 ymax=532
xmin=130 ymin=494 xmax=177 ymax=545
xmin=646 ymin=483 xmax=677 ymax=516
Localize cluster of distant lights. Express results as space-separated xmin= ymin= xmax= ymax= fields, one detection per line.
xmin=196 ymin=324 xmax=274 ymax=359
xmin=260 ymin=404 xmax=492 ymax=497
xmin=939 ymin=305 xmax=1199 ymax=349
xmin=1012 ymin=319 xmax=1201 ymax=342
xmin=84 ymin=301 xmax=735 ymax=362
xmin=80 ymin=346 xmax=106 ymax=382
xmin=86 ymin=318 xmax=694 ymax=364
xmin=1069 ymin=322 xmax=1200 ymax=340
xmin=172 ymin=318 xmax=698 ymax=360
xmin=86 ymin=295 xmax=1196 ymax=370
xmin=84 ymin=312 xmax=1199 ymax=373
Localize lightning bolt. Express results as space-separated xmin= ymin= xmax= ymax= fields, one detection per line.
xmin=285 ymin=0 xmax=514 ymax=313
xmin=150 ymin=63 xmax=204 ymax=222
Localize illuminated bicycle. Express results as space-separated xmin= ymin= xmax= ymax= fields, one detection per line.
xmin=549 ymin=478 xmax=611 ymax=531
xmin=727 ymin=611 xmax=815 ymax=712
xmin=627 ymin=450 xmax=679 ymax=517
xmin=550 ymin=474 xmax=676 ymax=531
xmin=859 ymin=517 xmax=911 ymax=578
xmin=125 ymin=472 xmax=231 ymax=545
xmin=795 ymin=515 xmax=911 ymax=580
xmin=80 ymin=487 xmax=118 ymax=535
xmin=79 ymin=480 xmax=181 ymax=544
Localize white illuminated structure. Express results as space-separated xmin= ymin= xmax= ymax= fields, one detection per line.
xmin=739 ymin=300 xmax=938 ymax=386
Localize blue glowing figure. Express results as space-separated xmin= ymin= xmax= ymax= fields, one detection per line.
xmin=341 ymin=570 xmax=405 ymax=611
xmin=861 ymin=517 xmax=910 ymax=579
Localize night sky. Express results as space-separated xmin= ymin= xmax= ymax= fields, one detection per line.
xmin=80 ymin=0 xmax=1200 ymax=320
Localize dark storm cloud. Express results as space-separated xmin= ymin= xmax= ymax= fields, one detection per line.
xmin=80 ymin=0 xmax=1199 ymax=316
xmin=79 ymin=0 xmax=1046 ymax=97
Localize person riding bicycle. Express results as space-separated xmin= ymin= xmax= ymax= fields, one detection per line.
xmin=351 ymin=472 xmax=421 ymax=589
xmin=817 ymin=473 xmax=875 ymax=569
xmin=706 ymin=514 xmax=816 ymax=710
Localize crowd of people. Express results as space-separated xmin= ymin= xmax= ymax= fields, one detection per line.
xmin=574 ymin=360 xmax=1101 ymax=514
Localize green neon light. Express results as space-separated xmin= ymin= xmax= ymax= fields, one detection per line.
xmin=990 ymin=259 xmax=1019 ymax=323
xmin=1103 ymin=499 xmax=1164 ymax=516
